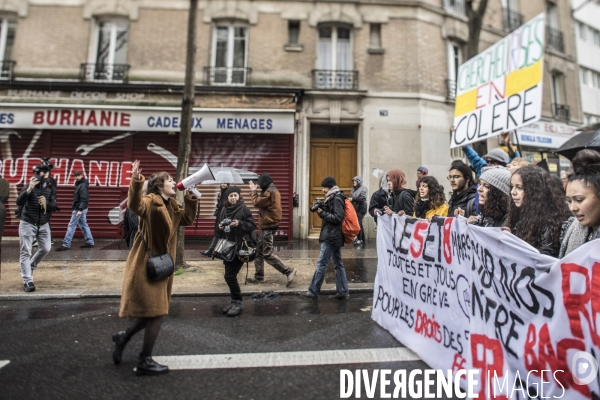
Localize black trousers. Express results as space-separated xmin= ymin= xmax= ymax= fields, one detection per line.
xmin=224 ymin=257 xmax=244 ymax=301
xmin=357 ymin=212 xmax=366 ymax=241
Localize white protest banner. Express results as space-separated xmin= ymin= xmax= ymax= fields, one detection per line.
xmin=451 ymin=13 xmax=545 ymax=148
xmin=372 ymin=214 xmax=600 ymax=399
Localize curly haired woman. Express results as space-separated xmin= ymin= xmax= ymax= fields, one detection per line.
xmin=504 ymin=165 xmax=570 ymax=257
xmin=469 ymin=167 xmax=511 ymax=228
xmin=412 ymin=176 xmax=448 ymax=220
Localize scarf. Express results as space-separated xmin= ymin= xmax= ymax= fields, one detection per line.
xmin=326 ymin=186 xmax=340 ymax=200
xmin=559 ymin=218 xmax=598 ymax=258
xmin=414 ymin=199 xmax=430 ymax=219
xmin=224 ymin=200 xmax=245 ymax=220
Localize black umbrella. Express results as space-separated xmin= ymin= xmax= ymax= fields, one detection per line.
xmin=555 ymin=128 xmax=600 ymax=160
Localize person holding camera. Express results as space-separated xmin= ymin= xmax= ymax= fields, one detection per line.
xmin=216 ymin=186 xmax=256 ymax=316
xmin=200 ymin=183 xmax=229 ymax=257
xmin=56 ymin=171 xmax=94 ymax=251
xmin=299 ymin=176 xmax=349 ymax=300
xmin=248 ymin=173 xmax=297 ymax=285
xmin=16 ymin=165 xmax=57 ymax=292
xmin=112 ymin=161 xmax=198 ymax=376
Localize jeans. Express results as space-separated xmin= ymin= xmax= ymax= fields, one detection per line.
xmin=19 ymin=221 xmax=51 ymax=284
xmin=224 ymin=257 xmax=245 ymax=301
xmin=254 ymin=230 xmax=292 ymax=279
xmin=308 ymin=241 xmax=349 ymax=297
xmin=62 ymin=209 xmax=94 ymax=248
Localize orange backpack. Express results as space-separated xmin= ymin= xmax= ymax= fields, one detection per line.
xmin=342 ymin=198 xmax=360 ymax=244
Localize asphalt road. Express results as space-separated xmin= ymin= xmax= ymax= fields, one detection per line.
xmin=0 ymin=294 xmax=457 ymax=400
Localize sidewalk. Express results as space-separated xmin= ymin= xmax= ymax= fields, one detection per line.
xmin=0 ymin=238 xmax=378 ymax=300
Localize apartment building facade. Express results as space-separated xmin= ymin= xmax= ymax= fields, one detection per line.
xmin=0 ymin=0 xmax=583 ymax=239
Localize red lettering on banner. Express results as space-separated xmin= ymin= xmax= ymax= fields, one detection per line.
xmin=100 ymin=111 xmax=111 ymax=126
xmin=443 ymin=217 xmax=453 ymax=263
xmin=1 ymin=158 xmax=26 ymax=185
xmin=524 ymin=323 xmax=540 ymax=372
xmin=451 ymin=353 xmax=467 ymax=376
xmin=50 ymin=158 xmax=69 ymax=185
xmin=414 ymin=309 xmax=442 ymax=343
xmin=119 ymin=161 xmax=132 ymax=187
xmin=108 ymin=162 xmax=120 ymax=187
xmin=557 ymin=338 xmax=589 ymax=397
xmin=89 ymin=161 xmax=109 ymax=186
xmin=471 ymin=334 xmax=508 ymax=399
xmin=410 ymin=221 xmax=428 ymax=258
xmin=47 ymin=110 xmax=58 ymax=125
xmin=120 ymin=113 xmax=130 ymax=127
xmin=67 ymin=160 xmax=85 ymax=184
xmin=33 ymin=111 xmax=44 ymax=124
xmin=73 ymin=110 xmax=84 ymax=125
xmin=562 ymin=263 xmax=593 ymax=340
xmin=85 ymin=111 xmax=97 ymax=126
xmin=60 ymin=110 xmax=71 ymax=125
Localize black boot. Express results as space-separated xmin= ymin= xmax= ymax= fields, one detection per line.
xmin=201 ymin=236 xmax=219 ymax=257
xmin=112 ymin=331 xmax=130 ymax=365
xmin=136 ymin=353 xmax=169 ymax=376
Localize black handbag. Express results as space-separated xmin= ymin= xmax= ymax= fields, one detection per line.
xmin=238 ymin=238 xmax=256 ymax=262
xmin=140 ymin=233 xmax=174 ymax=281
xmin=212 ymin=237 xmax=237 ymax=262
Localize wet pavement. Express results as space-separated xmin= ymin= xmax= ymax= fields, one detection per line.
xmin=0 ymin=294 xmax=456 ymax=400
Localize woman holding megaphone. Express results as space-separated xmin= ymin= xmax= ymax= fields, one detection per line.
xmin=112 ymin=160 xmax=198 ymax=376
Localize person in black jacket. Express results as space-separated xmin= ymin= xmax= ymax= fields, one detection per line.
xmin=503 ymin=165 xmax=571 ymax=257
xmin=299 ymin=176 xmax=349 ymax=300
xmin=368 ymin=176 xmax=389 ymax=225
xmin=216 ymin=186 xmax=256 ymax=316
xmin=383 ymin=169 xmax=415 ymax=217
xmin=447 ymin=160 xmax=477 ymax=218
xmin=56 ymin=171 xmax=95 ymax=251
xmin=17 ymin=166 xmax=57 ymax=292
xmin=201 ymin=183 xmax=229 ymax=257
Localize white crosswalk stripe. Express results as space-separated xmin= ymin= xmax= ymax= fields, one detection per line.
xmin=0 ymin=360 xmax=10 ymax=370
xmin=154 ymin=347 xmax=420 ymax=370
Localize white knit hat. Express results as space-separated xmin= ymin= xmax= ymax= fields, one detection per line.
xmin=480 ymin=167 xmax=512 ymax=196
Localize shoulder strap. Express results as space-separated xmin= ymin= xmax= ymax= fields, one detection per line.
xmin=139 ymin=231 xmax=153 ymax=258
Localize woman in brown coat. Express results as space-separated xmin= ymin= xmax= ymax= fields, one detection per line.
xmin=111 ymin=160 xmax=198 ymax=376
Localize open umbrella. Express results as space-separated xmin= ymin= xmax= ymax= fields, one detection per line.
xmin=555 ymin=128 xmax=600 ymax=160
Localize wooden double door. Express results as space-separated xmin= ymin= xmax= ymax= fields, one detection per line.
xmin=309 ymin=137 xmax=357 ymax=236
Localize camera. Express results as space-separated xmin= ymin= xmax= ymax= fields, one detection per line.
xmin=220 ymin=218 xmax=233 ymax=233
xmin=310 ymin=199 xmax=324 ymax=213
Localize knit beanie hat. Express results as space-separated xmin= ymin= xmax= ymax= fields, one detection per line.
xmin=321 ymin=176 xmax=337 ymax=188
xmin=224 ymin=186 xmax=241 ymax=197
xmin=480 ymin=167 xmax=512 ymax=196
xmin=483 ymin=148 xmax=509 ymax=165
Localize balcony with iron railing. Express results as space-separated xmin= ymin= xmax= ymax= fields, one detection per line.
xmin=446 ymin=79 xmax=457 ymax=100
xmin=0 ymin=60 xmax=15 ymax=80
xmin=547 ymin=27 xmax=565 ymax=53
xmin=79 ymin=63 xmax=130 ymax=82
xmin=443 ymin=0 xmax=465 ymax=15
xmin=552 ymin=103 xmax=570 ymax=121
xmin=312 ymin=70 xmax=359 ymax=90
xmin=503 ymin=8 xmax=523 ymax=33
xmin=204 ymin=66 xmax=251 ymax=86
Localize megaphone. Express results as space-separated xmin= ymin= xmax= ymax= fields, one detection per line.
xmin=176 ymin=163 xmax=215 ymax=191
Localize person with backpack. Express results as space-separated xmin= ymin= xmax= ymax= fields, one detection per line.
xmin=383 ymin=169 xmax=415 ymax=217
xmin=299 ymin=176 xmax=349 ymax=301
xmin=16 ymin=164 xmax=57 ymax=292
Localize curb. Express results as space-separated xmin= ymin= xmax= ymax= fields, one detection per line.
xmin=0 ymin=286 xmax=375 ymax=301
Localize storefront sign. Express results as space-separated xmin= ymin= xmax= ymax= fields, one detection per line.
xmin=451 ymin=13 xmax=545 ymax=148
xmin=372 ymin=214 xmax=600 ymax=399
xmin=0 ymin=104 xmax=295 ymax=134
xmin=516 ymin=120 xmax=578 ymax=149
